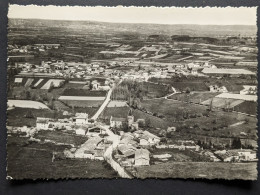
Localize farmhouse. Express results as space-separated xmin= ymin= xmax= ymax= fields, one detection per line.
xmin=73 ymin=113 xmax=88 ymax=125
xmin=74 ymin=137 xmax=103 ymax=159
xmin=110 ymin=116 xmax=127 ymax=128
xmin=134 ymin=148 xmax=150 ymax=166
xmin=36 ymin=117 xmax=52 ymax=130
xmin=240 ymin=85 xmax=257 ymax=95
xmin=209 ymin=85 xmax=228 ymax=93
xmin=87 ymin=126 xmax=104 ymax=136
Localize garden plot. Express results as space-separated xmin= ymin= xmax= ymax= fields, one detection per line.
xmin=8 ymin=100 xmax=49 ymax=109
xmin=34 ymin=78 xmax=43 ymax=87
xmin=41 ymin=79 xmax=64 ymax=89
xmin=24 ymin=78 xmax=34 ymax=87
xmin=201 ymin=97 xmax=244 ymax=109
xmin=216 ymin=93 xmax=257 ymax=102
xmin=107 ymin=101 xmax=127 ymax=107
xmin=14 ymin=78 xmax=23 ymax=83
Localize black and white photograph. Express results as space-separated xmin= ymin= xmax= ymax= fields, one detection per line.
xmin=6 ymin=5 xmax=258 ymax=180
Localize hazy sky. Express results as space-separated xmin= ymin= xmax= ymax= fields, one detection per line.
xmin=8 ymin=5 xmax=257 ymax=25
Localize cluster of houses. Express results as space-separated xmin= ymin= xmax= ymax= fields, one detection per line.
xmin=156 ymin=140 xmax=200 ymax=151
xmin=114 ymin=130 xmax=161 ymax=167
xmin=8 ymin=44 xmax=61 ymax=54
xmin=209 ymin=85 xmax=228 ymax=93
xmin=65 ymin=136 xmax=112 ymax=161
xmin=36 ymin=113 xmax=106 ymax=137
xmin=214 ymin=149 xmax=257 ymax=162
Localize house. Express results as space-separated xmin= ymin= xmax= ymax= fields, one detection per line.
xmin=190 ymin=67 xmax=200 ymax=75
xmin=73 ymin=113 xmax=88 ymax=125
xmin=117 ymin=144 xmax=137 ymax=158
xmin=209 ymin=85 xmax=228 ymax=93
xmin=91 ymin=80 xmax=100 ymax=90
xmin=127 ymin=115 xmax=134 ymax=127
xmin=87 ymin=126 xmax=104 ymax=136
xmin=240 ymin=85 xmax=257 ymax=95
xmin=134 ymin=148 xmax=150 ymax=166
xmin=75 ymin=128 xmax=87 ymax=135
xmin=142 ymin=131 xmax=160 ymax=145
xmin=36 ymin=117 xmax=52 ymax=130
xmin=74 ymin=137 xmax=103 ymax=159
xmin=110 ymin=116 xmax=126 ymax=128
xmin=131 ymin=122 xmax=139 ymax=131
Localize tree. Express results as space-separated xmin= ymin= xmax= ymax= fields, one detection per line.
xmin=185 ymin=87 xmax=191 ymax=94
xmin=25 ymin=91 xmax=31 ymax=100
xmin=48 ymin=81 xmax=54 ymax=92
xmin=232 ymin=138 xmax=242 ymax=149
xmin=145 ymin=118 xmax=151 ymax=127
xmin=209 ymin=98 xmax=213 ymax=111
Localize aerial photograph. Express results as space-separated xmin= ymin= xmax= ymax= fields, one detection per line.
xmin=6 ymin=6 xmax=258 ymax=180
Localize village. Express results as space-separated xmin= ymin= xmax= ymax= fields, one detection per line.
xmin=6 ymin=17 xmax=258 ymax=179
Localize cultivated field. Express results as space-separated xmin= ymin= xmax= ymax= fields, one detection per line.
xmin=34 ymin=130 xmax=87 ymax=146
xmin=8 ymin=100 xmax=50 ymax=109
xmin=7 ymin=107 xmax=67 ymax=127
xmin=135 ymin=161 xmax=257 ymax=180
xmin=7 ymin=136 xmax=118 ymax=179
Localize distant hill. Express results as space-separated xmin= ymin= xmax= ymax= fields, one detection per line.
xmin=8 ymin=18 xmax=257 ymax=37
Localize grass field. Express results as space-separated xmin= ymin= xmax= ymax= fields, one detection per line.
xmin=168 ymin=92 xmax=220 ymax=104
xmin=142 ymin=82 xmax=171 ymax=98
xmin=7 ymin=107 xmax=67 ymax=127
xmin=34 ymin=130 xmax=87 ymax=146
xmin=7 ymin=136 xmax=118 ymax=179
xmin=134 ymin=161 xmax=257 ymax=180
xmin=234 ymin=101 xmax=257 ymax=115
xmin=62 ymin=89 xmax=107 ymax=96
xmin=61 ymin=100 xmax=104 ymax=108
xmin=99 ymin=107 xmax=130 ymax=124
xmin=201 ymin=97 xmax=244 ymax=109
xmin=148 ymin=78 xmax=208 ymax=91
xmin=171 ymin=82 xmax=208 ymax=92
xmin=140 ymin=99 xmax=257 ymax=139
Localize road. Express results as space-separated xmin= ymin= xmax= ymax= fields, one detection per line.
xmin=91 ymin=79 xmax=123 ymax=121
xmin=91 ymin=88 xmax=112 ymax=120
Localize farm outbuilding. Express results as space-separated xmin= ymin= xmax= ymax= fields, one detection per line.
xmin=134 ymin=148 xmax=150 ymax=166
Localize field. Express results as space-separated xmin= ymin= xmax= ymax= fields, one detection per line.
xmin=7 ymin=136 xmax=118 ymax=179
xmin=34 ymin=130 xmax=87 ymax=146
xmin=168 ymin=92 xmax=220 ymax=104
xmin=139 ymin=99 xmax=257 ymax=139
xmin=8 ymin=100 xmax=50 ymax=109
xmin=62 ymin=89 xmax=107 ymax=96
xmin=15 ymin=77 xmax=65 ymax=89
xmin=61 ymin=100 xmax=104 ymax=108
xmin=99 ymin=107 xmax=130 ymax=124
xmin=234 ymin=101 xmax=257 ymax=115
xmin=201 ymin=97 xmax=244 ymax=109
xmin=134 ymin=161 xmax=257 ymax=180
xmin=171 ymin=82 xmax=208 ymax=92
xmin=142 ymin=82 xmax=171 ymax=98
xmin=149 ymin=77 xmax=209 ymax=89
xmin=150 ymin=148 xmax=210 ymax=163
xmin=7 ymin=107 xmax=67 ymax=127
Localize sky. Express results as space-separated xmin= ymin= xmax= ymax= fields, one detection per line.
xmin=8 ymin=5 xmax=257 ymax=25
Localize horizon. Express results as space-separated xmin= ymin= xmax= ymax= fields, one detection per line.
xmin=8 ymin=17 xmax=257 ymax=26
xmin=8 ymin=5 xmax=257 ymax=26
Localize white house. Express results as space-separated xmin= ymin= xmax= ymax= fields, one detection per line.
xmin=74 ymin=113 xmax=88 ymax=125
xmin=134 ymin=148 xmax=150 ymax=166
xmin=36 ymin=117 xmax=51 ymax=130
xmin=110 ymin=116 xmax=126 ymax=128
